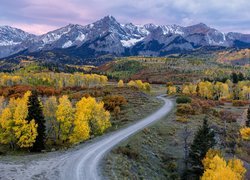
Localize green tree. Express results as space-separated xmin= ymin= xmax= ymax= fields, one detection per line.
xmin=189 ymin=116 xmax=216 ymax=176
xmin=247 ymin=105 xmax=250 ymax=127
xmin=26 ymin=91 xmax=46 ymax=152
xmin=238 ymin=72 xmax=244 ymax=82
xmin=231 ymin=72 xmax=238 ymax=84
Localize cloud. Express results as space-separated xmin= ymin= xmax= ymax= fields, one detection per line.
xmin=0 ymin=0 xmax=249 ymax=34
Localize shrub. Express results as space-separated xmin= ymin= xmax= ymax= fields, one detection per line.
xmin=176 ymin=104 xmax=195 ymax=116
xmin=103 ymin=95 xmax=127 ymax=111
xmin=114 ymin=106 xmax=121 ymax=118
xmin=190 ymin=99 xmax=217 ymax=114
xmin=219 ymin=110 xmax=238 ymax=123
xmin=176 ymin=96 xmax=192 ymax=104
xmin=232 ymin=100 xmax=248 ymax=107
xmin=115 ymin=145 xmax=139 ymax=160
xmin=176 ymin=116 xmax=188 ymax=123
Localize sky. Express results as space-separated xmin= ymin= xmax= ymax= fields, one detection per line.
xmin=0 ymin=0 xmax=249 ymax=35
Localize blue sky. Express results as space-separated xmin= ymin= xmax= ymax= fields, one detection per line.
xmin=0 ymin=0 xmax=249 ymax=34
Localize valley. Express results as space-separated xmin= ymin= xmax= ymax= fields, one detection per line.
xmin=0 ymin=11 xmax=249 ymax=180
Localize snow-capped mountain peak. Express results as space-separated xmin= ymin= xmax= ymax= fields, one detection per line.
xmin=0 ymin=16 xmax=249 ymax=59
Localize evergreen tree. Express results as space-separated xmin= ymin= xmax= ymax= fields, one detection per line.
xmin=189 ymin=116 xmax=216 ymax=176
xmin=238 ymin=72 xmax=245 ymax=82
xmin=231 ymin=72 xmax=238 ymax=84
xmin=246 ymin=105 xmax=250 ymax=127
xmin=26 ymin=91 xmax=46 ymax=152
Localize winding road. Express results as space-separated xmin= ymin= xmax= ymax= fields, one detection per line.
xmin=0 ymin=96 xmax=173 ymax=180
xmin=61 ymin=96 xmax=173 ymax=180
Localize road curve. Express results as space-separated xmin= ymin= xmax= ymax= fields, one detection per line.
xmin=61 ymin=96 xmax=173 ymax=180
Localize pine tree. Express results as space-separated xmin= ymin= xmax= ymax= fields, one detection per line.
xmin=246 ymin=105 xmax=250 ymax=127
xmin=189 ymin=116 xmax=216 ymax=176
xmin=231 ymin=72 xmax=238 ymax=84
xmin=238 ymin=72 xmax=244 ymax=82
xmin=26 ymin=91 xmax=46 ymax=152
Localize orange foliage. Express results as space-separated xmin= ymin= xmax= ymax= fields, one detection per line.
xmin=103 ymin=95 xmax=127 ymax=111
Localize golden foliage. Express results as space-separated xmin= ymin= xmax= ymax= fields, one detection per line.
xmin=117 ymin=80 xmax=124 ymax=88
xmin=56 ymin=95 xmax=75 ymax=142
xmin=128 ymin=80 xmax=151 ymax=91
xmin=202 ymin=149 xmax=246 ymax=180
xmin=182 ymin=84 xmax=197 ymax=96
xmin=197 ymin=81 xmax=213 ymax=99
xmin=0 ymin=72 xmax=108 ymax=88
xmin=0 ymin=91 xmax=38 ymax=148
xmin=167 ymin=85 xmax=177 ymax=95
xmin=240 ymin=127 xmax=250 ymax=140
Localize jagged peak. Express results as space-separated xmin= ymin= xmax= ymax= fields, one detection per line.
xmin=186 ymin=22 xmax=209 ymax=29
xmin=100 ymin=15 xmax=118 ymax=22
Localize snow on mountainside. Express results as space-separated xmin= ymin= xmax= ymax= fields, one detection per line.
xmin=0 ymin=26 xmax=35 ymax=58
xmin=0 ymin=26 xmax=35 ymax=46
xmin=0 ymin=16 xmax=250 ymax=59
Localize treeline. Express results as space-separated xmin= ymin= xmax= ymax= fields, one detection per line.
xmin=0 ymin=73 xmax=108 ymax=88
xmin=0 ymin=91 xmax=111 ymax=151
xmin=167 ymin=80 xmax=250 ymax=100
xmin=204 ymin=72 xmax=247 ymax=83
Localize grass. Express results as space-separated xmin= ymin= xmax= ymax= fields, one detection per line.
xmin=102 ymin=96 xmax=250 ymax=179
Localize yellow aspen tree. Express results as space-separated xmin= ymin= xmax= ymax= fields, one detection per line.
xmin=117 ymin=80 xmax=124 ymax=88
xmin=70 ymin=97 xmax=111 ymax=144
xmin=90 ymin=99 xmax=111 ymax=135
xmin=13 ymin=91 xmax=38 ymax=148
xmin=198 ymin=81 xmax=213 ymax=99
xmin=135 ymin=80 xmax=144 ymax=89
xmin=100 ymin=75 xmax=108 ymax=86
xmin=69 ymin=97 xmax=91 ymax=144
xmin=79 ymin=97 xmax=110 ymax=135
xmin=239 ymin=86 xmax=250 ymax=100
xmin=15 ymin=120 xmax=38 ymax=148
xmin=221 ymin=83 xmax=230 ymax=99
xmin=144 ymin=82 xmax=151 ymax=92
xmin=56 ymin=95 xmax=75 ymax=142
xmin=0 ymin=108 xmax=15 ymax=146
xmin=182 ymin=84 xmax=197 ymax=96
xmin=127 ymin=80 xmax=136 ymax=87
xmin=240 ymin=127 xmax=250 ymax=140
xmin=228 ymin=158 xmax=247 ymax=179
xmin=202 ymin=149 xmax=223 ymax=170
xmin=202 ymin=151 xmax=246 ymax=180
xmin=214 ymin=82 xmax=230 ymax=100
xmin=167 ymin=85 xmax=177 ymax=95
xmin=0 ymin=91 xmax=38 ymax=149
xmin=182 ymin=85 xmax=191 ymax=95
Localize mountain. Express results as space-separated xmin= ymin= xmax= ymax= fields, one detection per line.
xmin=0 ymin=26 xmax=36 ymax=58
xmin=0 ymin=16 xmax=250 ymax=64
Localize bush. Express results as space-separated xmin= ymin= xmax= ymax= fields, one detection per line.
xmin=103 ymin=95 xmax=127 ymax=111
xmin=232 ymin=100 xmax=248 ymax=107
xmin=219 ymin=110 xmax=238 ymax=123
xmin=176 ymin=96 xmax=191 ymax=104
xmin=176 ymin=104 xmax=195 ymax=116
xmin=115 ymin=145 xmax=139 ymax=160
xmin=176 ymin=116 xmax=188 ymax=123
xmin=190 ymin=99 xmax=217 ymax=114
